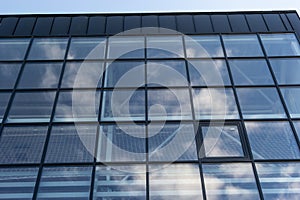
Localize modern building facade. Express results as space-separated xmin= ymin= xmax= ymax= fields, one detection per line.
xmin=0 ymin=10 xmax=300 ymax=199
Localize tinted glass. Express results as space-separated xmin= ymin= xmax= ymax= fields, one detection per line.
xmin=270 ymin=58 xmax=300 ymax=85
xmin=0 ymin=63 xmax=21 ymax=89
xmin=0 ymin=92 xmax=10 ymax=122
xmin=147 ymin=36 xmax=184 ymax=58
xmin=281 ymin=87 xmax=300 ymax=118
xmin=108 ymin=36 xmax=144 ymax=59
xmin=0 ymin=38 xmax=30 ymax=60
xmin=293 ymin=121 xmax=300 ymax=140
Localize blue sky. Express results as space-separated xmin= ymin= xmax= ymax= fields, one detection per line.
xmin=0 ymin=0 xmax=299 ymax=14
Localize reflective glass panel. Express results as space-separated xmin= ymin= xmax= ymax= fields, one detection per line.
xmin=108 ymin=36 xmax=144 ymax=59
xmin=0 ymin=38 xmax=30 ymax=60
xmin=193 ymin=88 xmax=239 ymax=119
xmin=236 ymin=87 xmax=286 ymax=119
xmin=94 ymin=165 xmax=146 ymax=199
xmin=188 ymin=59 xmax=230 ymax=86
xmin=0 ymin=92 xmax=10 ymax=122
xmin=97 ymin=124 xmax=146 ymax=162
xmin=7 ymin=91 xmax=56 ymax=122
xmin=67 ymin=37 xmax=105 ymax=59
xmin=256 ymin=162 xmax=300 ymax=199
xmin=61 ymin=61 xmax=104 ymax=88
xmin=270 ymin=58 xmax=300 ymax=85
xmin=229 ymin=59 xmax=274 ymax=85
xmin=223 ymin=35 xmax=263 ymax=57
xmin=105 ymin=61 xmax=145 ymax=88
xmin=0 ymin=126 xmax=48 ymax=164
xmin=203 ymin=163 xmax=260 ymax=199
xmin=292 ymin=121 xmax=300 ymax=140
xmin=281 ymin=87 xmax=300 ymax=118
xmin=0 ymin=167 xmax=38 ymax=200
xmin=37 ymin=166 xmax=92 ymax=199
xmin=201 ymin=125 xmax=244 ymax=157
xmin=0 ymin=63 xmax=21 ymax=89
xmin=148 ymin=123 xmax=197 ymax=161
xmin=149 ymin=164 xmax=202 ymax=200
xmin=185 ymin=35 xmax=224 ymax=58
xmin=148 ymin=88 xmax=192 ymax=120
xmin=245 ymin=121 xmax=300 ymax=159
xmin=261 ymin=33 xmax=300 ymax=56
xmin=28 ymin=38 xmax=68 ymax=60
xmin=45 ymin=124 xmax=97 ymax=163
xmin=147 ymin=36 xmax=184 ymax=58
xmin=18 ymin=62 xmax=62 ymax=89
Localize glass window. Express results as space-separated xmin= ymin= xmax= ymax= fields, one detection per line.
xmin=188 ymin=59 xmax=231 ymax=86
xmin=27 ymin=38 xmax=68 ymax=60
xmin=193 ymin=88 xmax=239 ymax=119
xmin=0 ymin=126 xmax=48 ymax=164
xmin=148 ymin=123 xmax=197 ymax=161
xmin=108 ymin=36 xmax=144 ymax=59
xmin=147 ymin=36 xmax=184 ymax=58
xmin=281 ymin=87 xmax=300 ymax=118
xmin=0 ymin=63 xmax=21 ymax=89
xmin=245 ymin=121 xmax=300 ymax=159
xmin=18 ymin=62 xmax=62 ymax=89
xmin=0 ymin=92 xmax=10 ymax=122
xmin=45 ymin=124 xmax=97 ymax=163
xmin=61 ymin=61 xmax=104 ymax=88
xmin=236 ymin=87 xmax=286 ymax=119
xmin=148 ymin=88 xmax=192 ymax=120
xmin=97 ymin=124 xmax=146 ymax=162
xmin=260 ymin=33 xmax=300 ymax=56
xmin=185 ymin=35 xmax=224 ymax=58
xmin=37 ymin=166 xmax=92 ymax=199
xmin=67 ymin=37 xmax=105 ymax=60
xmin=293 ymin=121 xmax=300 ymax=140
xmin=147 ymin=60 xmax=188 ymax=87
xmin=256 ymin=162 xmax=300 ymax=199
xmin=0 ymin=167 xmax=38 ymax=199
xmin=0 ymin=38 xmax=30 ymax=60
xmin=94 ymin=165 xmax=146 ymax=199
xmin=105 ymin=61 xmax=145 ymax=88
xmin=270 ymin=58 xmax=300 ymax=85
xmin=223 ymin=35 xmax=264 ymax=57
xmin=101 ymin=89 xmax=145 ymax=121
xmin=203 ymin=163 xmax=260 ymax=199
xmin=54 ymin=90 xmax=100 ymax=122
xmin=7 ymin=91 xmax=56 ymax=123
xmin=149 ymin=164 xmax=202 ymax=199
xmin=229 ymin=59 xmax=274 ymax=85
xmin=201 ymin=124 xmax=244 ymax=157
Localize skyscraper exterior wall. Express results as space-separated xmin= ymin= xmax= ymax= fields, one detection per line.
xmin=0 ymin=10 xmax=300 ymax=199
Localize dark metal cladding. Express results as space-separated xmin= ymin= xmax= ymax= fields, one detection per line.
xmin=69 ymin=16 xmax=88 ymax=35
xmin=33 ymin=17 xmax=53 ymax=36
xmin=211 ymin=15 xmax=231 ymax=33
xmin=0 ymin=17 xmax=18 ymax=36
xmin=14 ymin=17 xmax=36 ymax=36
xmin=263 ymin=14 xmax=286 ymax=32
xmin=246 ymin=14 xmax=268 ymax=32
xmin=87 ymin=16 xmax=106 ymax=35
xmin=228 ymin=14 xmax=250 ymax=32
xmin=51 ymin=17 xmax=71 ymax=35
xmin=176 ymin=15 xmax=195 ymax=34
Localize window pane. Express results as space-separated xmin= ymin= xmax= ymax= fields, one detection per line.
xmin=7 ymin=91 xmax=56 ymax=122
xmin=147 ymin=61 xmax=188 ymax=87
xmin=256 ymin=162 xmax=300 ymax=199
xmin=0 ymin=63 xmax=21 ymax=89
xmin=101 ymin=90 xmax=145 ymax=121
xmin=28 ymin=38 xmax=68 ymax=60
xmin=97 ymin=124 xmax=146 ymax=162
xmin=147 ymin=36 xmax=184 ymax=58
xmin=201 ymin=125 xmax=244 ymax=157
xmin=188 ymin=59 xmax=230 ymax=86
xmin=148 ymin=123 xmax=197 ymax=161
xmin=0 ymin=38 xmax=30 ymax=60
xmin=0 ymin=126 xmax=48 ymax=164
xmin=203 ymin=163 xmax=260 ymax=199
xmin=0 ymin=167 xmax=38 ymax=200
xmin=61 ymin=61 xmax=104 ymax=88
xmin=37 ymin=166 xmax=92 ymax=199
xmin=67 ymin=37 xmax=105 ymax=59
xmin=223 ymin=35 xmax=263 ymax=57
xmin=185 ymin=35 xmax=224 ymax=58
xmin=193 ymin=88 xmax=239 ymax=119
xmin=18 ymin=62 xmax=62 ymax=89
xmin=236 ymin=87 xmax=286 ymax=119
xmin=108 ymin=36 xmax=144 ymax=59
xmin=45 ymin=124 xmax=97 ymax=163
xmin=0 ymin=92 xmax=10 ymax=122
xmin=149 ymin=164 xmax=202 ymax=200
xmin=281 ymin=87 xmax=300 ymax=118
xmin=261 ymin=33 xmax=300 ymax=56
xmin=270 ymin=58 xmax=300 ymax=85
xmin=54 ymin=90 xmax=100 ymax=122
xmin=293 ymin=121 xmax=300 ymax=140
xmin=245 ymin=121 xmax=300 ymax=159
xmin=94 ymin=165 xmax=146 ymax=199
xmin=229 ymin=59 xmax=274 ymax=85
xmin=148 ymin=88 xmax=192 ymax=120
xmin=105 ymin=61 xmax=145 ymax=88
